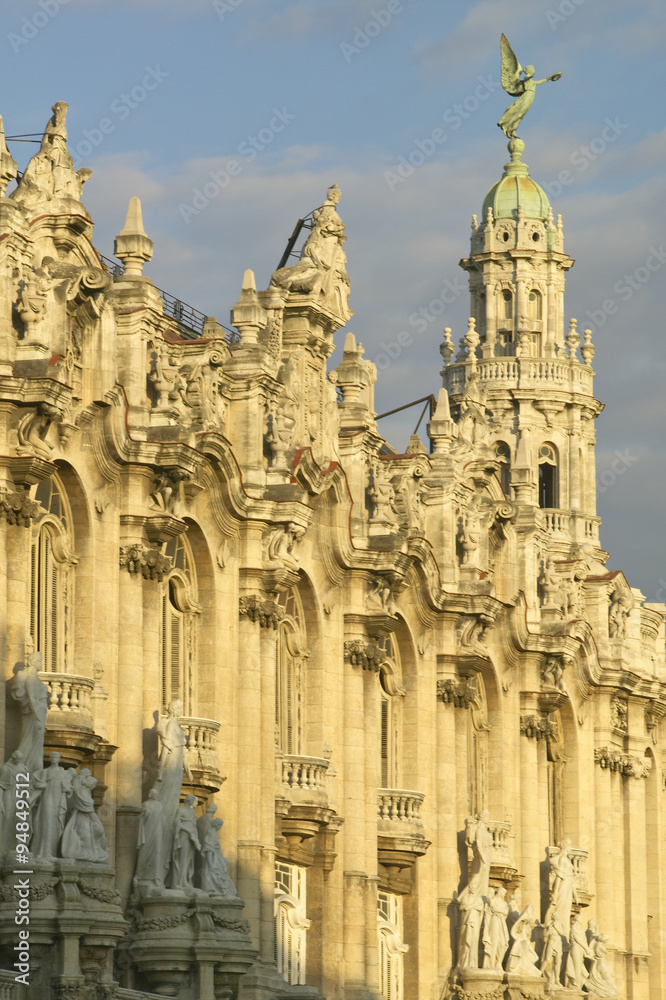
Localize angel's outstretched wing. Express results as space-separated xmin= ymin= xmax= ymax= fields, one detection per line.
xmin=500 ymin=34 xmax=523 ymax=96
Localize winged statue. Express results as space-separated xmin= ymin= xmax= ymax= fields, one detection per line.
xmin=498 ymin=34 xmax=561 ymax=139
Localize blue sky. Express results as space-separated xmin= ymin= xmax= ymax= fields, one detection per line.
xmin=2 ymin=0 xmax=665 ymax=600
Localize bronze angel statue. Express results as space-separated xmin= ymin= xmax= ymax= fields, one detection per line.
xmin=498 ymin=35 xmax=561 ymax=138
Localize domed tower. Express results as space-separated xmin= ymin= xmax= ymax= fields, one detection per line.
xmin=441 ymin=138 xmax=603 ymax=548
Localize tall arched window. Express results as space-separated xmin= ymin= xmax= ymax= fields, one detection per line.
xmin=275 ymin=861 xmax=310 ymax=985
xmin=378 ymin=891 xmax=408 ymax=1000
xmin=276 ymin=588 xmax=308 ymax=755
xmin=527 ymin=289 xmax=543 ymax=321
xmin=160 ymin=535 xmax=200 ymax=715
xmin=502 ymin=289 xmax=513 ymax=321
xmin=539 ymin=443 xmax=559 ymax=508
xmin=494 ymin=441 xmax=511 ymax=497
xmin=378 ymin=636 xmax=404 ymax=790
xmin=30 ymin=475 xmax=76 ymax=671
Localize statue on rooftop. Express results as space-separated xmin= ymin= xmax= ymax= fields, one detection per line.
xmin=498 ymin=35 xmax=561 ymax=139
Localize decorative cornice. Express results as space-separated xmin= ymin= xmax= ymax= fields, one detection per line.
xmin=0 ymin=488 xmax=41 ymax=526
xmin=520 ymin=714 xmax=557 ymax=741
xmin=344 ymin=638 xmax=383 ymax=671
xmin=119 ymin=543 xmax=172 ymax=581
xmin=594 ymin=746 xmax=652 ymax=779
xmin=239 ymin=594 xmax=284 ymax=629
xmin=437 ymin=677 xmax=477 ymax=708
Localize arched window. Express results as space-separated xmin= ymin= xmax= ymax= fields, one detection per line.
xmin=378 ymin=636 xmax=404 ymax=790
xmin=276 ymin=588 xmax=308 ymax=755
xmin=378 ymin=891 xmax=408 ymax=1000
xmin=160 ymin=535 xmax=200 ymax=715
xmin=30 ymin=475 xmax=76 ymax=671
xmin=494 ymin=441 xmax=511 ymax=496
xmin=527 ymin=289 xmax=543 ymax=321
xmin=539 ymin=443 xmax=559 ymax=509
xmin=275 ymin=861 xmax=310 ymax=985
xmin=501 ymin=289 xmax=513 ymax=321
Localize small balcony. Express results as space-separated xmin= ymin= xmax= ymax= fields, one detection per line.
xmin=280 ymin=754 xmax=330 ymax=807
xmin=40 ymin=671 xmax=101 ymax=766
xmin=181 ymin=716 xmax=225 ymax=800
xmin=540 ymin=508 xmax=571 ymax=536
xmin=377 ymin=788 xmax=430 ymax=883
xmin=276 ymin=754 xmax=336 ymax=852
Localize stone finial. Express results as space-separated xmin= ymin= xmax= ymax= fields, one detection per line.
xmin=0 ymin=114 xmax=17 ymax=198
xmin=427 ymin=388 xmax=455 ymax=453
xmin=566 ymin=318 xmax=580 ymax=361
xmin=581 ymin=328 xmax=595 ymax=366
xmin=485 ymin=206 xmax=494 ymax=227
xmin=334 ymin=331 xmax=375 ymax=412
xmin=114 ymin=196 xmax=154 ymax=278
xmin=546 ymin=205 xmax=554 ymax=228
xmin=231 ymin=269 xmax=268 ymax=346
xmin=440 ymin=327 xmax=455 ymax=366
xmin=471 ymin=214 xmax=478 ymax=231
xmin=464 ymin=317 xmax=480 ymax=362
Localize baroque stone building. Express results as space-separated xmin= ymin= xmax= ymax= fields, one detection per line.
xmin=0 ymin=101 xmax=664 ymax=1000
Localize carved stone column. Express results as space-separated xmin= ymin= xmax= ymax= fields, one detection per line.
xmin=519 ymin=711 xmax=541 ymax=910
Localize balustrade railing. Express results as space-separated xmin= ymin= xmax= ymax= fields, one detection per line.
xmin=444 ymin=357 xmax=593 ymax=396
xmin=485 ymin=819 xmax=515 ymax=868
xmin=181 ymin=716 xmax=220 ymax=766
xmin=377 ymin=788 xmax=425 ymax=828
xmin=39 ymin=672 xmax=94 ymax=720
xmin=541 ymin=509 xmax=571 ymax=535
xmin=279 ymin=755 xmax=330 ymax=803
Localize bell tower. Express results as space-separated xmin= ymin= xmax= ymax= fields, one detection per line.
xmin=441 ymin=138 xmax=603 ymax=547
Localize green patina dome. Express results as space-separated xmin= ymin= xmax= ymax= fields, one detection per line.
xmin=482 ymin=138 xmax=551 ymax=221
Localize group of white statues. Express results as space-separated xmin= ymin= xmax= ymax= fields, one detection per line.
xmin=0 ymin=653 xmax=109 ymax=863
xmin=134 ymin=699 xmax=237 ymax=897
xmin=456 ymin=818 xmax=619 ymax=996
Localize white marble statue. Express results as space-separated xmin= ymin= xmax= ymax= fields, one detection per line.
xmin=565 ymin=913 xmax=593 ymax=990
xmin=156 ymin=699 xmax=193 ymax=827
xmin=0 ymin=751 xmax=25 ymax=856
xmin=30 ymin=751 xmax=73 ymax=858
xmin=61 ymin=768 xmax=109 ymax=864
xmin=540 ymin=913 xmax=563 ymax=987
xmin=271 ymin=184 xmax=353 ymax=322
xmin=457 ymin=885 xmax=485 ymax=969
xmin=199 ymin=817 xmax=238 ymax=897
xmin=465 ymin=810 xmax=494 ymax=896
xmin=170 ymin=794 xmax=200 ymax=889
xmin=586 ymin=929 xmax=620 ymax=998
xmin=12 ymin=651 xmax=49 ymax=773
xmin=546 ymin=839 xmax=576 ymax=934
xmin=505 ymin=905 xmax=541 ymax=977
xmin=136 ymin=787 xmax=173 ymax=886
xmin=482 ymin=886 xmax=510 ymax=970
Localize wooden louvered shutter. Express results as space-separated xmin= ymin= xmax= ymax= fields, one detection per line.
xmin=380 ymin=697 xmax=389 ymax=788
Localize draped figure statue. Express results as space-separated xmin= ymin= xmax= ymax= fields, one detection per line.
xmin=155 ymin=699 xmax=192 ymax=827
xmin=498 ymin=35 xmax=561 ymax=138
xmin=135 ymin=788 xmax=173 ymax=887
xmin=12 ymin=652 xmax=49 ymax=773
xmin=61 ymin=768 xmax=109 ymax=863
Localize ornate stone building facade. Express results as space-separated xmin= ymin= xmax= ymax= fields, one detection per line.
xmin=0 ymin=102 xmax=664 ymax=1000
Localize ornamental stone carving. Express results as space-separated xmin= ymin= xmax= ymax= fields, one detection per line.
xmin=238 ymin=595 xmax=284 ymax=629
xmin=344 ymin=639 xmax=383 ymax=671
xmin=437 ymin=678 xmax=478 ymax=708
xmin=594 ymin=747 xmax=651 ymax=779
xmin=520 ymin=714 xmax=557 ymax=741
xmin=0 ymin=490 xmax=41 ymax=528
xmin=119 ymin=543 xmax=173 ymax=581
xmin=610 ymin=696 xmax=628 ymax=732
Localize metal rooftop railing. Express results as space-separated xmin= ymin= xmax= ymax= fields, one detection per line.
xmin=96 ymin=252 xmax=240 ymax=346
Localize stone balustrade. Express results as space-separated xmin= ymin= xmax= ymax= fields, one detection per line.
xmin=279 ymin=754 xmax=330 ymax=806
xmin=444 ymin=357 xmax=593 ymax=396
xmin=541 ymin=508 xmax=571 ymax=535
xmin=486 ymin=819 xmax=515 ymax=869
xmin=377 ymin=788 xmax=425 ymax=832
xmin=181 ymin=716 xmax=224 ymax=797
xmin=40 ymin=671 xmax=94 ymax=719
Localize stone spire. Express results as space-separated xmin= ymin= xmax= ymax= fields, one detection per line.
xmin=231 ymin=269 xmax=268 ymax=346
xmin=0 ymin=115 xmax=17 ymax=197
xmin=114 ymin=197 xmax=153 ymax=278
